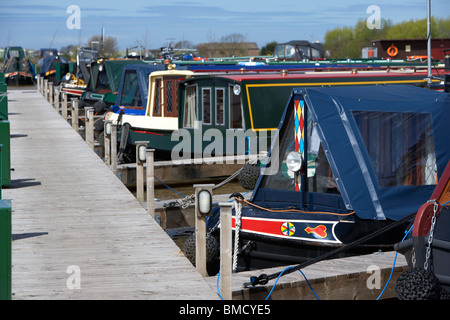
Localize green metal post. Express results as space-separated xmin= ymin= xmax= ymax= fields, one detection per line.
xmin=0 ymin=199 xmax=12 ymax=300
xmin=0 ymin=122 xmax=11 ymax=187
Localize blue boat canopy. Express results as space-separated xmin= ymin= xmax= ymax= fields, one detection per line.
xmin=253 ymin=85 xmax=450 ymax=221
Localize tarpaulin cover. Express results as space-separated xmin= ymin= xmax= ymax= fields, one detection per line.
xmin=104 ymin=60 xmax=146 ymax=93
xmin=254 ymin=85 xmax=450 ymax=221
xmin=300 ymin=85 xmax=450 ymax=220
xmin=89 ymin=60 xmax=146 ymax=92
xmin=115 ymin=64 xmax=165 ymax=107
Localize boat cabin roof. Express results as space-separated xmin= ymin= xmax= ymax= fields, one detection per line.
xmin=200 ymin=69 xmax=436 ymax=82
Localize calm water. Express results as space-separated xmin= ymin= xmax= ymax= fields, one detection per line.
xmin=130 ymin=177 xmax=249 ymax=250
xmin=130 ymin=176 xmax=248 ymax=201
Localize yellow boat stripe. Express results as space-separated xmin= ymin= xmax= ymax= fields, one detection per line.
xmin=245 ymin=78 xmax=437 ymax=131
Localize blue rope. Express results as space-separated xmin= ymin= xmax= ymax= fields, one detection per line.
xmin=217 ymin=201 xmax=450 ymax=300
xmin=376 ymin=224 xmax=413 ymax=300
xmin=264 ymin=266 xmax=320 ymax=300
xmin=153 ymin=176 xmax=186 ymax=197
xmin=376 ymin=202 xmax=450 ymax=300
xmin=216 ymin=270 xmax=224 ymax=300
xmin=298 ymin=269 xmax=321 ymax=300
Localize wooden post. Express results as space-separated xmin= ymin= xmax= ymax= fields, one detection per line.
xmin=49 ymin=84 xmax=54 ymax=105
xmin=71 ymin=99 xmax=79 ymax=131
xmin=146 ymin=149 xmax=155 ymax=218
xmin=85 ymin=107 xmax=94 ymax=149
xmin=104 ymin=120 xmax=112 ymax=166
xmin=39 ymin=76 xmax=43 ymax=95
xmin=43 ymin=79 xmax=48 ymax=99
xmin=53 ymin=86 xmax=59 ymax=111
xmin=110 ymin=123 xmax=118 ymax=174
xmin=36 ymin=75 xmax=40 ymax=93
xmin=62 ymin=93 xmax=68 ymax=121
xmin=219 ymin=202 xmax=233 ymax=300
xmin=194 ymin=184 xmax=214 ymax=278
xmin=135 ymin=141 xmax=149 ymax=203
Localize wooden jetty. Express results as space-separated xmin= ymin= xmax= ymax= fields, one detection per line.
xmin=9 ymin=79 xmax=410 ymax=301
xmin=3 ymin=87 xmax=219 ymax=299
xmin=207 ymin=251 xmax=408 ymax=300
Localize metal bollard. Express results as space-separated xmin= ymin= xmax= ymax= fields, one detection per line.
xmin=194 ymin=184 xmax=214 ymax=278
xmin=135 ymin=141 xmax=149 ymax=203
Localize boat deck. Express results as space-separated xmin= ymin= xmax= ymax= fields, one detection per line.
xmin=3 ymin=87 xmax=219 ymax=299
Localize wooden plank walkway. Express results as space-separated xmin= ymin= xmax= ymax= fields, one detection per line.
xmin=3 ymin=88 xmax=219 ymax=299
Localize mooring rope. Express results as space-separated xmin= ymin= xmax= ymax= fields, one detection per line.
xmin=232 ymin=199 xmax=242 ymax=272
xmin=243 ymin=211 xmax=417 ymax=288
xmin=163 ymin=161 xmax=248 ymax=209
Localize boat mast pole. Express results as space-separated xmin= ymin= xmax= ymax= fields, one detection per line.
xmin=427 ymin=0 xmax=432 ymax=84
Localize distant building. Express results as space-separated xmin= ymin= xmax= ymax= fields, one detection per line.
xmin=196 ymin=42 xmax=259 ymax=58
xmin=371 ymin=38 xmax=450 ymax=60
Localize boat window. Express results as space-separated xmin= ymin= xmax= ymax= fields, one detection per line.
xmin=202 ymin=88 xmax=211 ymax=125
xmin=216 ymin=88 xmax=224 ymax=125
xmin=184 ymin=85 xmax=197 ymax=128
xmin=273 ymin=45 xmax=284 ymax=59
xmin=164 ymin=78 xmax=177 ymax=117
xmin=297 ymin=46 xmax=309 ymax=59
xmin=260 ymin=99 xmax=339 ymax=193
xmin=310 ymin=47 xmax=322 ymax=59
xmin=120 ymin=70 xmax=141 ymax=107
xmin=307 ymin=141 xmax=339 ymax=194
xmin=153 ymin=79 xmax=161 ymax=116
xmin=274 ymin=45 xmax=296 ymax=59
xmin=229 ymin=85 xmax=243 ymax=129
xmin=8 ymin=50 xmax=20 ymax=58
xmin=352 ymin=111 xmax=437 ymax=187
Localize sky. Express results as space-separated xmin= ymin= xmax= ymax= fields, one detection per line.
xmin=0 ymin=0 xmax=449 ymax=52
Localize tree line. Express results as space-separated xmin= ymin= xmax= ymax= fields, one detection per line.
xmin=323 ymin=17 xmax=450 ymax=59
xmin=56 ymin=17 xmax=449 ymax=60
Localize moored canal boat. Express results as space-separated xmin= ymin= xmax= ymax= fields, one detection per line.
xmin=201 ymin=84 xmax=450 ymax=271
xmin=395 ymin=160 xmax=450 ymax=299
xmin=1 ymin=46 xmax=35 ymax=85
xmin=105 ymin=67 xmax=444 ymax=162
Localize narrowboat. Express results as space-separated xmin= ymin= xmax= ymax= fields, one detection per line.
xmin=105 ymin=67 xmax=443 ymax=162
xmin=36 ymin=48 xmax=68 ymax=84
xmin=60 ymin=47 xmax=99 ymax=98
xmin=271 ymin=40 xmax=325 ymax=61
xmin=103 ymin=67 xmax=197 ymax=161
xmin=111 ymin=63 xmax=165 ymax=113
xmin=1 ymin=47 xmax=35 ymax=85
xmin=395 ymin=160 xmax=450 ymax=299
xmin=200 ymin=84 xmax=450 ymax=271
xmin=80 ymin=59 xmax=147 ymax=108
